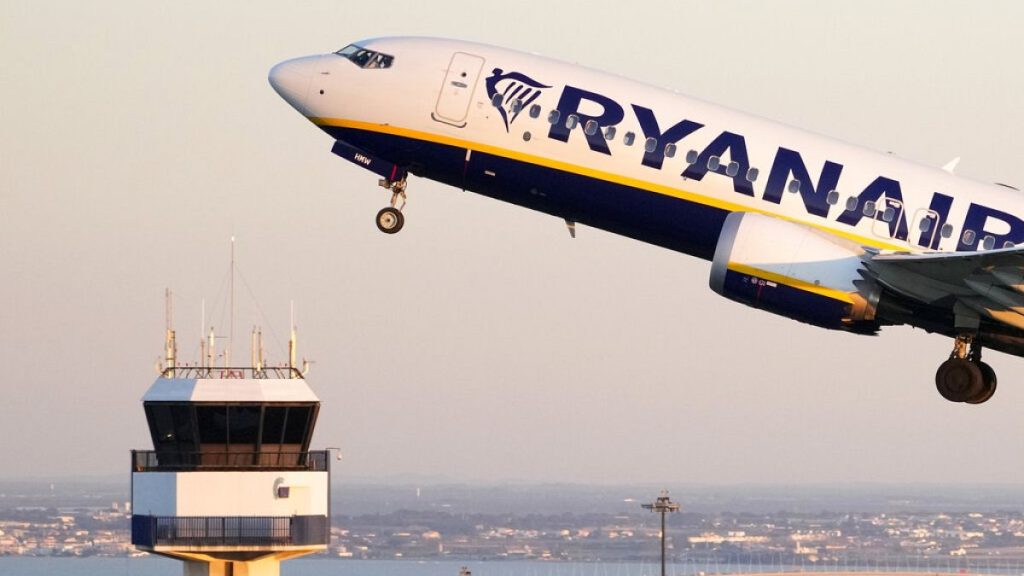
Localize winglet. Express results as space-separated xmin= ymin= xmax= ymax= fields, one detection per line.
xmin=565 ymin=218 xmax=576 ymax=239
xmin=942 ymin=156 xmax=961 ymax=174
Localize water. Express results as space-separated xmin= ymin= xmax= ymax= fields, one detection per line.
xmin=3 ymin=557 xmax=1024 ymax=576
xmin=0 ymin=558 xmax=667 ymax=576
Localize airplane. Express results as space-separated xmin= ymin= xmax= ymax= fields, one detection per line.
xmin=269 ymin=37 xmax=1024 ymax=405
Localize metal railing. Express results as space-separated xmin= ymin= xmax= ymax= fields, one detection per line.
xmin=159 ymin=366 xmax=305 ymax=380
xmin=131 ymin=450 xmax=328 ymax=472
xmin=132 ymin=515 xmax=328 ymax=548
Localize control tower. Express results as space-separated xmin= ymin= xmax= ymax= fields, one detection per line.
xmin=131 ymin=314 xmax=330 ymax=576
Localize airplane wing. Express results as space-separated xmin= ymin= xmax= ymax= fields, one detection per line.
xmin=864 ymin=246 xmax=1024 ymax=329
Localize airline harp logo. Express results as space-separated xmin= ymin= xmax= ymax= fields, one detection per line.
xmin=485 ymin=68 xmax=550 ymax=132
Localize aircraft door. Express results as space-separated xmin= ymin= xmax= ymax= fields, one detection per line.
xmin=872 ymin=198 xmax=903 ymax=240
xmin=433 ymin=52 xmax=485 ymax=127
xmin=909 ymin=208 xmax=940 ymax=249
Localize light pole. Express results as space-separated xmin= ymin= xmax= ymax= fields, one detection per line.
xmin=642 ymin=490 xmax=680 ymax=576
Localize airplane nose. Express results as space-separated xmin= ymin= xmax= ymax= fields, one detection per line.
xmin=269 ymin=56 xmax=320 ymax=113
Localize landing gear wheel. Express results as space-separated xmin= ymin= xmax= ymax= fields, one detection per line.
xmin=935 ymin=358 xmax=984 ymax=403
xmin=966 ymin=361 xmax=997 ymax=404
xmin=376 ymin=207 xmax=404 ymax=234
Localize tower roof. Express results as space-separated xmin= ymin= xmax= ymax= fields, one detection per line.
xmin=142 ymin=377 xmax=319 ymax=403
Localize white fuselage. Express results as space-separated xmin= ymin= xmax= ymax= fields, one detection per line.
xmin=271 ymin=37 xmax=1024 ymax=258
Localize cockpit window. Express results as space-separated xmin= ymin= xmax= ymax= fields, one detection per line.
xmin=335 ymin=44 xmax=394 ymax=69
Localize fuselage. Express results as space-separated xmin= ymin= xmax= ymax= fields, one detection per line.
xmin=270 ymin=36 xmax=1024 ymax=261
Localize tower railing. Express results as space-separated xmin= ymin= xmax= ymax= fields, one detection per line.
xmin=132 ymin=449 xmax=329 ymax=471
xmin=131 ymin=515 xmax=328 ymax=548
xmin=159 ymin=366 xmax=305 ymax=379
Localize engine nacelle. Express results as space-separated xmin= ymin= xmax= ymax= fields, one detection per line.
xmin=710 ymin=212 xmax=880 ymax=332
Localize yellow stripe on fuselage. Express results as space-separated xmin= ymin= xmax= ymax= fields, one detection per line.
xmin=726 ymin=262 xmax=856 ymax=304
xmin=311 ymin=117 xmax=907 ymax=252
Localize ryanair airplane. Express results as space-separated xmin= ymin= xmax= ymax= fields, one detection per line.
xmin=270 ymin=37 xmax=1024 ymax=405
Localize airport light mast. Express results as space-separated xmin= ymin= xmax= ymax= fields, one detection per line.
xmin=642 ymin=491 xmax=680 ymax=576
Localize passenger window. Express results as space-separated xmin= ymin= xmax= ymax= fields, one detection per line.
xmin=623 ymin=132 xmax=635 ymax=146
xmin=644 ymin=137 xmax=658 ymax=153
xmin=547 ymin=110 xmax=561 ymax=124
xmin=962 ymin=229 xmax=976 ymax=245
xmin=529 ymin=104 xmax=541 ymax=118
xmin=603 ymin=126 xmax=616 ymax=140
xmin=707 ymin=156 xmax=721 ymax=171
xmin=746 ymin=167 xmax=759 ymax=182
xmin=862 ymin=200 xmax=876 ymax=217
xmin=726 ymin=162 xmax=739 ymax=177
xmin=845 ymin=196 xmax=859 ymax=212
xmin=584 ymin=119 xmax=599 ymax=136
xmin=788 ymin=180 xmax=801 ymax=194
xmin=826 ymin=190 xmax=839 ymax=205
xmin=919 ymin=217 xmax=932 ymax=233
xmin=940 ymin=223 xmax=954 ymax=238
xmin=1004 ymin=241 xmax=1016 ymax=249
xmin=565 ymin=114 xmax=579 ymax=129
xmin=982 ymin=235 xmax=996 ymax=250
xmin=685 ymin=150 xmax=699 ymax=164
xmin=511 ymin=100 xmax=523 ymax=114
xmin=882 ymin=207 xmax=895 ymax=222
xmin=491 ymin=93 xmax=503 ymax=107
xmin=665 ymin=143 xmax=677 ymax=158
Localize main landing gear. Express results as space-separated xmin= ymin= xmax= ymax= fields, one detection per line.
xmin=935 ymin=334 xmax=997 ymax=404
xmin=375 ymin=177 xmax=408 ymax=234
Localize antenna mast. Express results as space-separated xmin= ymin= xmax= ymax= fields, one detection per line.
xmin=289 ymin=301 xmax=297 ymax=378
xmin=164 ymin=288 xmax=177 ymax=374
xmin=228 ymin=236 xmax=235 ymax=367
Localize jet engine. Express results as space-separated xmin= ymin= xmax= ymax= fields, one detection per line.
xmin=709 ymin=212 xmax=880 ymax=332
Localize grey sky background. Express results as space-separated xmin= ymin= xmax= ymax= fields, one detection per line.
xmin=3 ymin=0 xmax=1024 ymax=485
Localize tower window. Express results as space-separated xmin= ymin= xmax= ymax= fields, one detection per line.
xmin=196 ymin=406 xmax=228 ymax=444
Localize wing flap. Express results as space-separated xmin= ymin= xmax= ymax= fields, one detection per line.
xmin=865 ymin=246 xmax=1024 ymax=330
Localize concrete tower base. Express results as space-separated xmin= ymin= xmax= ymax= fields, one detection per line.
xmin=183 ymin=557 xmax=281 ymax=576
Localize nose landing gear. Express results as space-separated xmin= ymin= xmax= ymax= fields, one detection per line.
xmin=935 ymin=334 xmax=997 ymax=404
xmin=375 ymin=177 xmax=407 ymax=234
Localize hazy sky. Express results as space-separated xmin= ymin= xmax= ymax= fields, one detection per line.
xmin=4 ymin=0 xmax=1024 ymax=485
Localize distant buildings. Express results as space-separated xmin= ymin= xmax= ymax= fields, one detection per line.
xmin=2 ymin=499 xmax=1024 ymax=567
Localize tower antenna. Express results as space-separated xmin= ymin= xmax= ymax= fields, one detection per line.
xmin=228 ymin=236 xmax=235 ymax=367
xmin=288 ymin=301 xmax=298 ymax=378
xmin=164 ymin=288 xmax=177 ymax=375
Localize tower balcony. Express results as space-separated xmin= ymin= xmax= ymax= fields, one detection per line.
xmin=131 ymin=515 xmax=328 ymax=550
xmin=132 ymin=450 xmax=329 ymax=472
